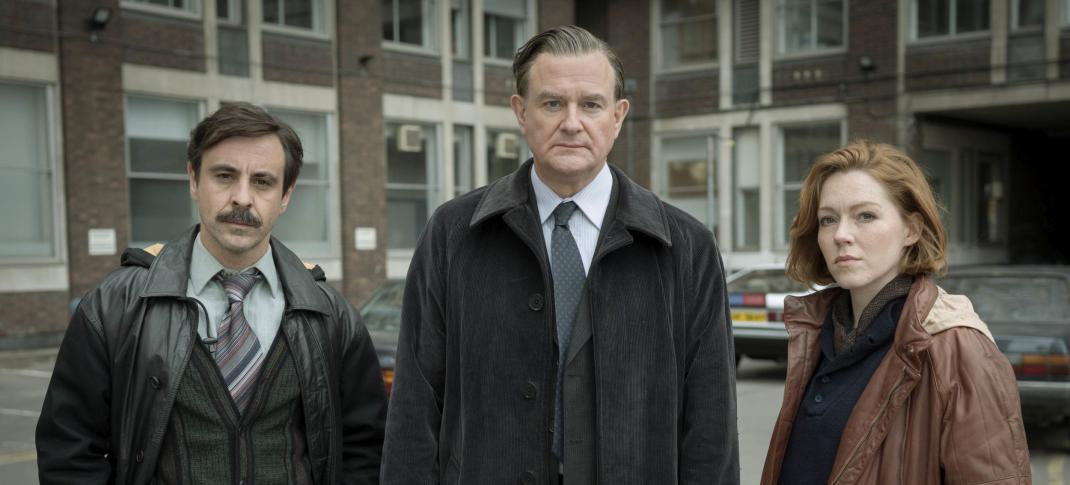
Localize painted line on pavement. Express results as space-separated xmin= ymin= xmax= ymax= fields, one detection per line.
xmin=0 ymin=368 xmax=51 ymax=379
xmin=0 ymin=408 xmax=40 ymax=418
xmin=0 ymin=450 xmax=36 ymax=466
xmin=1049 ymin=454 xmax=1066 ymax=485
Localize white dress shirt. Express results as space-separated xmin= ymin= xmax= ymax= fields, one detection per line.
xmin=531 ymin=162 xmax=613 ymax=275
xmin=186 ymin=234 xmax=285 ymax=352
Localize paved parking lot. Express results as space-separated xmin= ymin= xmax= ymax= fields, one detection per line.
xmin=1 ymin=350 xmax=1067 ymax=483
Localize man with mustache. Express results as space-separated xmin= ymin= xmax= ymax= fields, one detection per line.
xmin=36 ymin=102 xmax=387 ymax=484
xmin=382 ymin=26 xmax=739 ymax=484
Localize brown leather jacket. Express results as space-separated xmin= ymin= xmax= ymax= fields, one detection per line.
xmin=761 ymin=275 xmax=1031 ymax=485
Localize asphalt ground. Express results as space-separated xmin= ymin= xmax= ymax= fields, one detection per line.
xmin=1 ymin=351 xmax=1067 ymax=484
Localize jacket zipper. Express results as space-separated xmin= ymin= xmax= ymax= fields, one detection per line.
xmin=829 ymin=368 xmax=912 ymax=485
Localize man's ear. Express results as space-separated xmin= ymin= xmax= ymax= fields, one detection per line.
xmin=613 ymin=98 xmax=630 ymax=137
xmin=187 ymin=162 xmax=199 ymax=201
xmin=281 ymin=184 xmax=294 ymax=213
xmin=510 ymin=94 xmax=527 ymax=135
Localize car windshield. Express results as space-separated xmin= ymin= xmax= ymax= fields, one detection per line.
xmin=360 ymin=282 xmax=404 ymax=332
xmin=939 ymin=275 xmax=1070 ymax=322
xmin=728 ymin=269 xmax=813 ymax=294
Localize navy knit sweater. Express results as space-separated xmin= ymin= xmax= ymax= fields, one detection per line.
xmin=777 ymin=296 xmax=906 ymax=485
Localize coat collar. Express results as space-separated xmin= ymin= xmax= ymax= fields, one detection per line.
xmin=139 ymin=225 xmax=333 ymax=314
xmin=470 ymin=159 xmax=672 ymax=247
xmin=783 ymin=274 xmax=940 ymax=363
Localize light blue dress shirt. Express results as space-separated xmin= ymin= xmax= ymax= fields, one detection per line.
xmin=186 ymin=234 xmax=285 ymax=352
xmin=531 ymin=162 xmax=613 ymax=275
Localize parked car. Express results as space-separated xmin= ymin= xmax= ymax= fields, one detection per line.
xmin=727 ymin=264 xmax=823 ymax=365
xmin=938 ymin=265 xmax=1070 ymax=429
xmin=359 ymin=280 xmax=405 ymax=395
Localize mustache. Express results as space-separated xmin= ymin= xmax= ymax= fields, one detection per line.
xmin=216 ymin=207 xmax=262 ymax=227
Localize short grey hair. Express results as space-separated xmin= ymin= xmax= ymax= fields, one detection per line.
xmin=512 ymin=25 xmax=625 ymax=100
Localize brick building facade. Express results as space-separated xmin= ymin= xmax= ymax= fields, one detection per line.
xmin=1 ymin=0 xmax=1068 ymax=344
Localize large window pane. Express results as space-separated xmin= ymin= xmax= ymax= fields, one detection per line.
xmin=1014 ymin=0 xmax=1044 ymax=28
xmin=264 ymin=0 xmax=323 ymax=32
xmin=384 ymin=0 xmax=437 ymax=49
xmin=126 ymin=96 xmax=200 ymax=244
xmin=815 ymin=0 xmax=844 ymax=48
xmin=272 ymin=110 xmax=331 ymax=251
xmin=130 ymin=179 xmax=193 ymax=243
xmin=0 ymin=84 xmax=55 ymax=257
xmin=483 ymin=0 xmax=526 ymax=60
xmin=779 ymin=122 xmax=840 ymax=245
xmin=660 ymin=0 xmax=717 ymax=68
xmin=916 ymin=0 xmax=951 ymax=37
xmin=916 ymin=0 xmax=989 ymax=38
xmin=779 ymin=0 xmax=813 ymax=53
xmin=386 ymin=122 xmax=438 ymax=249
xmin=660 ymin=135 xmax=715 ymax=231
xmin=733 ymin=129 xmax=759 ymax=251
xmin=956 ymin=0 xmax=989 ymax=33
xmin=453 ymin=125 xmax=474 ymax=195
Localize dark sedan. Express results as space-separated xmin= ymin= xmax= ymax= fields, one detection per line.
xmin=939 ymin=265 xmax=1070 ymax=428
xmin=359 ymin=280 xmax=404 ymax=395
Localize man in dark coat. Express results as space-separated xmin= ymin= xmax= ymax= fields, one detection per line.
xmin=381 ymin=26 xmax=739 ymax=485
xmin=36 ymin=103 xmax=387 ymax=484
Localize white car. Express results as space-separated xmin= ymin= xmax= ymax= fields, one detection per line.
xmin=726 ymin=264 xmax=824 ymax=365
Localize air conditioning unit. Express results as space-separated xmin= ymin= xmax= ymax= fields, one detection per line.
xmin=397 ymin=124 xmax=424 ymax=153
xmin=495 ymin=132 xmax=519 ymax=159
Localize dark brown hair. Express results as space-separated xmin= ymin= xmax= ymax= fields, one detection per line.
xmin=512 ymin=25 xmax=625 ymax=100
xmin=187 ymin=102 xmax=303 ymax=192
xmin=785 ymin=139 xmax=948 ymax=286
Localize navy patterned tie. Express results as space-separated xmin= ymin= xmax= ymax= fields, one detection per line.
xmin=214 ymin=269 xmax=263 ymax=413
xmin=551 ymin=201 xmax=586 ymax=461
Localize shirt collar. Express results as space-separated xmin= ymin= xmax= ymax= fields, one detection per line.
xmin=531 ymin=162 xmax=612 ymax=229
xmin=189 ymin=234 xmax=280 ymax=297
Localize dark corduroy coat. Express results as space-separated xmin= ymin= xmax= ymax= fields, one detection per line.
xmin=381 ymin=161 xmax=740 ymax=485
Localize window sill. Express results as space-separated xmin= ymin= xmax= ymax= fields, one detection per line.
xmin=656 ymin=62 xmax=720 ymax=77
xmin=908 ymin=31 xmax=991 ymax=47
xmin=483 ymin=57 xmax=513 ymax=67
xmin=383 ymin=42 xmax=441 ymax=59
xmin=261 ymin=23 xmax=331 ymax=42
xmin=774 ymin=47 xmax=847 ymax=62
xmin=121 ymin=1 xmax=201 ymax=21
xmin=0 ymin=261 xmax=68 ymax=292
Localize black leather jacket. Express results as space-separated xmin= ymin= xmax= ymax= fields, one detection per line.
xmin=36 ymin=225 xmax=387 ymax=484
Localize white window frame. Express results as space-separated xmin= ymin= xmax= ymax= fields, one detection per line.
xmin=383 ymin=0 xmax=440 ymax=54
xmin=121 ymin=0 xmax=202 ymax=20
xmin=774 ymin=119 xmax=845 ymax=249
xmin=268 ymin=108 xmax=340 ymax=258
xmin=261 ymin=0 xmax=331 ymax=37
xmin=731 ymin=127 xmax=761 ymax=252
xmin=654 ymin=0 xmax=720 ymax=72
xmin=910 ymin=0 xmax=991 ymax=41
xmin=451 ymin=0 xmax=472 ymax=60
xmin=0 ymin=80 xmax=64 ymax=263
xmin=482 ymin=0 xmax=533 ymax=65
xmin=124 ymin=94 xmax=205 ymax=248
xmin=1010 ymin=0 xmax=1044 ymax=30
xmin=775 ymin=0 xmax=848 ymax=57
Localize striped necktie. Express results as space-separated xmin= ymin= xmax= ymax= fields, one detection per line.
xmin=214 ymin=269 xmax=264 ymax=413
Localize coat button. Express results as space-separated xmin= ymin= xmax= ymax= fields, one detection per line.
xmin=519 ymin=470 xmax=537 ymax=485
xmin=150 ymin=376 xmax=161 ymax=389
xmin=135 ymin=449 xmax=144 ymax=463
xmin=528 ymin=294 xmax=544 ymax=311
xmin=522 ymin=380 xmax=537 ymax=399
xmin=814 ymin=394 xmax=824 ymax=403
